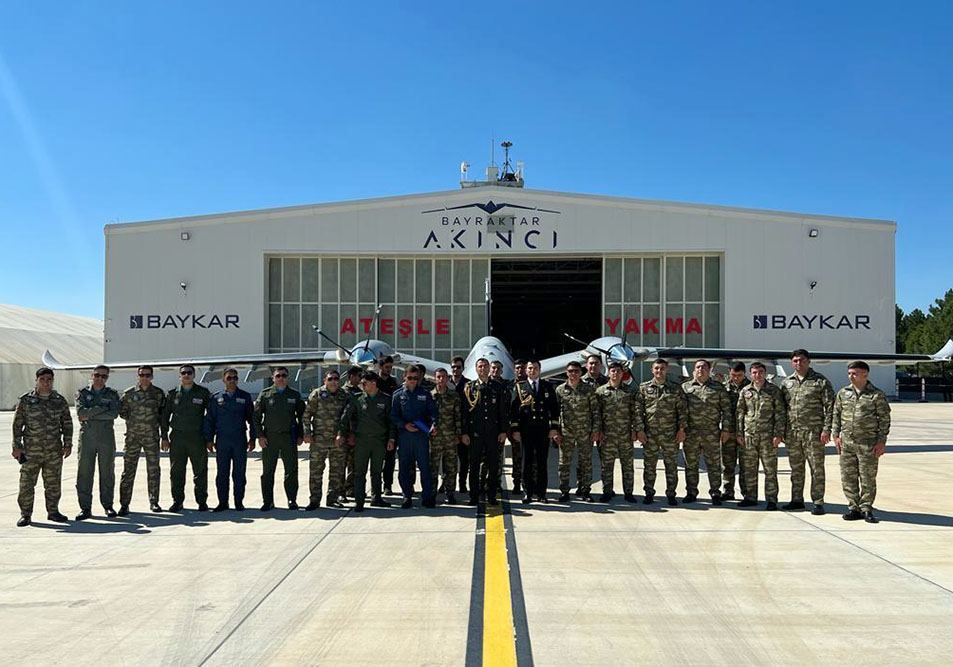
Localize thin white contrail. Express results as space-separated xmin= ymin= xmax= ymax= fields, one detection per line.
xmin=0 ymin=49 xmax=95 ymax=268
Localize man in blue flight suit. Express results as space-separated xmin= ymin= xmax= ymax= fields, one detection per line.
xmin=391 ymin=366 xmax=438 ymax=509
xmin=204 ymin=368 xmax=257 ymax=512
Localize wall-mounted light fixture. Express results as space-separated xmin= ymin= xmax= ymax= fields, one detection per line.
xmin=808 ymin=228 xmax=819 ymax=238
xmin=180 ymin=231 xmax=191 ymax=241
xmin=180 ymin=281 xmax=188 ymax=291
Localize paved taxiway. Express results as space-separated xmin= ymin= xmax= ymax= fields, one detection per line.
xmin=2 ymin=403 xmax=952 ymax=665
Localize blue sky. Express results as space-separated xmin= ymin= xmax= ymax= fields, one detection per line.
xmin=1 ymin=1 xmax=950 ymax=319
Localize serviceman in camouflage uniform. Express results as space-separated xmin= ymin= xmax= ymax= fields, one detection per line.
xmin=11 ymin=367 xmax=72 ymax=526
xmin=431 ymin=368 xmax=462 ymax=504
xmin=780 ymin=349 xmax=835 ymax=515
xmin=832 ymin=360 xmax=891 ymax=523
xmin=722 ymin=362 xmax=750 ymax=500
xmin=448 ymin=356 xmax=470 ymax=494
xmin=161 ymin=364 xmax=212 ymax=512
xmin=595 ymin=361 xmax=645 ymax=503
xmin=254 ymin=366 xmax=305 ymax=511
xmin=681 ymin=359 xmax=731 ymax=505
xmin=639 ymin=358 xmax=687 ymax=506
xmin=737 ymin=362 xmax=786 ymax=510
xmin=555 ymin=361 xmax=599 ymax=502
xmin=75 ymin=365 xmax=120 ymax=520
xmin=583 ymin=354 xmax=608 ymax=387
xmin=203 ymin=368 xmax=256 ymax=512
xmin=303 ymin=369 xmax=349 ymax=510
xmin=339 ymin=371 xmax=396 ymax=512
xmin=119 ymin=365 xmax=166 ymax=515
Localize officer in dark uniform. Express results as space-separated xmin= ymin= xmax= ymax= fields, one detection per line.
xmin=203 ymin=368 xmax=256 ymax=511
xmin=254 ymin=366 xmax=305 ymax=511
xmin=461 ymin=358 xmax=509 ymax=506
xmin=342 ymin=365 xmax=364 ymax=499
xmin=510 ymin=359 xmax=560 ymax=503
xmin=377 ymin=356 xmax=400 ymax=494
xmin=161 ymin=364 xmax=212 ymax=512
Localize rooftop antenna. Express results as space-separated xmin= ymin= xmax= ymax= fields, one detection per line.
xmin=499 ymin=140 xmax=519 ymax=183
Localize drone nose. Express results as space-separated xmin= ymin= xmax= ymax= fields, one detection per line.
xmin=351 ymin=348 xmax=376 ymax=366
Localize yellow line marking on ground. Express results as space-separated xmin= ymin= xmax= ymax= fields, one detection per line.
xmin=482 ymin=504 xmax=517 ymax=667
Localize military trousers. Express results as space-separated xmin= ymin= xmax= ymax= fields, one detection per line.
xmin=785 ymin=428 xmax=826 ymax=504
xmin=76 ymin=432 xmax=116 ymax=512
xmin=343 ymin=444 xmax=355 ymax=498
xmin=261 ymin=435 xmax=299 ymax=505
xmin=215 ymin=439 xmax=248 ymax=505
xmin=170 ymin=434 xmax=208 ymax=504
xmin=431 ymin=438 xmax=458 ymax=494
xmin=353 ymin=439 xmax=386 ymax=505
xmin=18 ymin=446 xmax=64 ymax=517
xmin=511 ymin=438 xmax=523 ymax=486
xmin=840 ymin=439 xmax=879 ymax=512
xmin=457 ymin=441 xmax=470 ymax=492
xmin=721 ymin=436 xmax=745 ymax=495
xmin=598 ymin=437 xmax=634 ymax=496
xmin=398 ymin=433 xmax=434 ymax=502
xmin=741 ymin=436 xmax=779 ymax=503
xmin=643 ymin=437 xmax=679 ymax=496
xmin=558 ymin=433 xmax=593 ymax=494
xmin=682 ymin=434 xmax=723 ymax=497
xmin=467 ymin=432 xmax=501 ymax=502
xmin=382 ymin=446 xmax=397 ymax=489
xmin=119 ymin=435 xmax=161 ymax=507
xmin=519 ymin=429 xmax=551 ymax=498
xmin=309 ymin=436 xmax=345 ymax=504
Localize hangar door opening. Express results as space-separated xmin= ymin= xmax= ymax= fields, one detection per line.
xmin=490 ymin=259 xmax=601 ymax=360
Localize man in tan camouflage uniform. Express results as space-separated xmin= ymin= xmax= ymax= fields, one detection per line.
xmin=119 ymin=365 xmax=166 ymax=515
xmin=75 ymin=365 xmax=120 ymax=520
xmin=722 ymin=362 xmax=750 ymax=500
xmin=12 ymin=367 xmax=72 ymax=526
xmin=833 ymin=360 xmax=891 ymax=523
xmin=431 ymin=368 xmax=462 ymax=504
xmin=303 ymin=369 xmax=350 ymax=509
xmin=780 ymin=349 xmax=835 ymax=515
xmin=582 ymin=354 xmax=608 ymax=387
xmin=681 ymin=359 xmax=731 ymax=505
xmin=737 ymin=362 xmax=786 ymax=510
xmin=595 ymin=362 xmax=644 ymax=503
xmin=555 ymin=360 xmax=599 ymax=502
xmin=640 ymin=358 xmax=687 ymax=506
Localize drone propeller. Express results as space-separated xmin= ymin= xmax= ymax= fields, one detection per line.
xmin=364 ymin=305 xmax=384 ymax=355
xmin=312 ymin=326 xmax=351 ymax=355
xmin=563 ymin=332 xmax=610 ymax=356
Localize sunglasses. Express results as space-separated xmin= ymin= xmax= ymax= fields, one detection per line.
xmin=224 ymin=376 xmax=239 ymax=381
xmin=180 ymin=370 xmax=194 ymax=376
xmin=138 ymin=373 xmax=153 ymax=378
xmin=274 ymin=373 xmax=288 ymax=378
xmin=93 ymin=373 xmax=109 ymax=378
xmin=406 ymin=376 xmax=419 ymax=381
xmin=327 ymin=377 xmax=340 ymax=381
xmin=451 ymin=365 xmax=462 ymax=370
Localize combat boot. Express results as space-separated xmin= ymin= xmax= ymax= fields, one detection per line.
xmin=842 ymin=509 xmax=863 ymax=521
xmin=863 ymin=510 xmax=879 ymax=524
xmin=150 ymin=502 xmax=164 ymax=512
xmin=811 ymin=504 xmax=825 ymax=516
xmin=642 ymin=493 xmax=655 ymax=505
xmin=288 ymin=500 xmax=299 ymax=510
xmin=48 ymin=512 xmax=69 ymax=523
xmin=782 ymin=500 xmax=806 ymax=511
xmin=235 ymin=502 xmax=245 ymax=511
xmin=213 ymin=503 xmax=229 ymax=512
xmin=446 ymin=492 xmax=456 ymax=504
xmin=738 ymin=499 xmax=758 ymax=507
xmin=117 ymin=505 xmax=130 ymax=517
xmin=599 ymin=492 xmax=612 ymax=503
xmin=75 ymin=510 xmax=92 ymax=521
xmin=711 ymin=493 xmax=723 ymax=506
xmin=197 ymin=502 xmax=209 ymax=512
xmin=370 ymin=495 xmax=391 ymax=508
xmin=401 ymin=498 xmax=414 ymax=509
xmin=422 ymin=498 xmax=436 ymax=509
xmin=169 ymin=502 xmax=183 ymax=512
xmin=765 ymin=502 xmax=778 ymax=511
xmin=17 ymin=516 xmax=31 ymax=527
xmin=666 ymin=495 xmax=678 ymax=507
xmin=354 ymin=502 xmax=365 ymax=513
xmin=512 ymin=481 xmax=522 ymax=495
xmin=624 ymin=493 xmax=638 ymax=503
xmin=260 ymin=502 xmax=274 ymax=511
xmin=722 ymin=489 xmax=736 ymax=501
xmin=105 ymin=507 xmax=117 ymax=517
xmin=522 ymin=493 xmax=532 ymax=504
xmin=683 ymin=493 xmax=697 ymax=503
xmin=558 ymin=492 xmax=571 ymax=503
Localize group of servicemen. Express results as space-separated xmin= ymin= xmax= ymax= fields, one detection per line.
xmin=10 ymin=348 xmax=890 ymax=525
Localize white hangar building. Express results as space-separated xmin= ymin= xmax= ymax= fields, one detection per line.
xmin=102 ymin=168 xmax=896 ymax=390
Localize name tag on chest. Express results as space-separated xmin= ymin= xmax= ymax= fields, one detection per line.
xmin=192 ymin=398 xmax=204 ymax=404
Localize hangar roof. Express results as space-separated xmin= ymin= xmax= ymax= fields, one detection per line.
xmin=105 ymin=186 xmax=896 ymax=234
xmin=0 ymin=304 xmax=102 ymax=365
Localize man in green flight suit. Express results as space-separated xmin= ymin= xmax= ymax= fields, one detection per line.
xmin=75 ymin=365 xmax=121 ymax=520
xmin=161 ymin=364 xmax=212 ymax=512
xmin=254 ymin=366 xmax=305 ymax=511
xmin=339 ymin=371 xmax=396 ymax=512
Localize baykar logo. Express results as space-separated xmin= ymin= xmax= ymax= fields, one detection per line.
xmin=753 ymin=314 xmax=871 ymax=330
xmin=129 ymin=314 xmax=240 ymax=329
xmin=753 ymin=315 xmax=768 ymax=329
xmin=130 ymin=315 xmax=144 ymax=329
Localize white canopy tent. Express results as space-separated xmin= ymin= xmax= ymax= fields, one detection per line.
xmin=0 ymin=304 xmax=103 ymax=409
